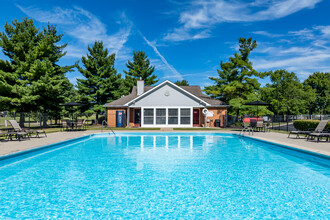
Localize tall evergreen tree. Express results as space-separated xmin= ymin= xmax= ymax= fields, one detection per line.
xmin=303 ymin=72 xmax=330 ymax=114
xmin=124 ymin=50 xmax=158 ymax=93
xmin=204 ymin=38 xmax=262 ymax=120
xmin=174 ymin=80 xmax=189 ymax=86
xmin=0 ymin=18 xmax=73 ymax=125
xmin=76 ymin=41 xmax=123 ymax=121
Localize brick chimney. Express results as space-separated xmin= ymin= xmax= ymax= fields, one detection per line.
xmin=137 ymin=79 xmax=144 ymax=96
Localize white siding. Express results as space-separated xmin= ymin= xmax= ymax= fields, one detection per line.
xmin=130 ymin=84 xmax=205 ymax=107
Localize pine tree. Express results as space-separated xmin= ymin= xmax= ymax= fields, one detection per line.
xmin=204 ymin=38 xmax=262 ymax=120
xmin=0 ymin=18 xmax=74 ymax=125
xmin=174 ymin=80 xmax=189 ymax=86
xmin=124 ymin=50 xmax=158 ymax=93
xmin=76 ymin=41 xmax=123 ymax=121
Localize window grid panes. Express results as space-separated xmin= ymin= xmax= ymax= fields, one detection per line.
xmin=156 ymin=109 xmax=166 ymax=124
xmin=180 ymin=108 xmax=190 ymax=125
xmin=168 ymin=108 xmax=178 ymax=124
xmin=144 ymin=109 xmax=154 ymax=124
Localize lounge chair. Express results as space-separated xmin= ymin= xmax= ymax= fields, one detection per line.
xmin=307 ymin=132 xmax=330 ymax=142
xmin=288 ymin=119 xmax=329 ymax=138
xmin=8 ymin=120 xmax=46 ymax=138
xmin=1 ymin=128 xmax=29 ymax=141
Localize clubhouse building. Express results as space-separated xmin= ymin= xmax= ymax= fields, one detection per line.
xmin=105 ymin=80 xmax=229 ymax=128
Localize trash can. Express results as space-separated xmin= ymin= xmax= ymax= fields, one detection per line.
xmin=215 ymin=119 xmax=221 ymax=127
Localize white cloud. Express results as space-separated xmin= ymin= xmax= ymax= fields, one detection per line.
xmin=253 ymin=31 xmax=284 ymax=38
xmin=252 ymin=26 xmax=330 ymax=79
xmin=141 ymin=34 xmax=183 ymax=80
xmin=17 ymin=5 xmax=132 ymax=59
xmin=165 ymin=0 xmax=322 ymax=42
xmin=164 ymin=27 xmax=211 ymax=41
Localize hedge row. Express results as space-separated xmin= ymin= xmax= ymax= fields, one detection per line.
xmin=293 ymin=120 xmax=330 ymax=131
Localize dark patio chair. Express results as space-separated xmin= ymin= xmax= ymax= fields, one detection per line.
xmin=250 ymin=118 xmax=257 ymax=131
xmin=61 ymin=119 xmax=71 ymax=131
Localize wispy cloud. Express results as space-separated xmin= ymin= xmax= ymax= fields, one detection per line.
xmin=17 ymin=5 xmax=132 ymax=59
xmin=141 ymin=34 xmax=183 ymax=80
xmin=252 ymin=31 xmax=284 ymax=38
xmin=252 ymin=25 xmax=330 ymax=79
xmin=164 ymin=0 xmax=322 ymax=42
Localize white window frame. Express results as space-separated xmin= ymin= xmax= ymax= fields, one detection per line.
xmin=143 ymin=108 xmax=154 ymax=125
xmin=141 ymin=107 xmax=193 ymax=127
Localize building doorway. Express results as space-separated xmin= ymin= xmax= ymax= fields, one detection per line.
xmin=134 ymin=109 xmax=141 ymax=127
xmin=193 ymin=109 xmax=200 ymax=127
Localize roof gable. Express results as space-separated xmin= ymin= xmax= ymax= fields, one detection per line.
xmin=104 ymin=80 xmax=228 ymax=107
xmin=125 ymin=80 xmax=209 ymax=107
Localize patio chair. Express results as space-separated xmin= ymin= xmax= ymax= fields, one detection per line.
xmin=61 ymin=119 xmax=71 ymax=131
xmin=8 ymin=120 xmax=46 ymax=138
xmin=307 ymin=132 xmax=330 ymax=142
xmin=250 ymin=118 xmax=257 ymax=131
xmin=288 ymin=119 xmax=329 ymax=138
xmin=76 ymin=119 xmax=86 ymax=130
xmin=256 ymin=120 xmax=264 ymax=132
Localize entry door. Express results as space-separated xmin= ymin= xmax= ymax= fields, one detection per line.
xmin=193 ymin=109 xmax=200 ymax=127
xmin=134 ymin=109 xmax=141 ymax=127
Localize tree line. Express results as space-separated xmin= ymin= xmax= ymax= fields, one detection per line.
xmin=0 ymin=18 xmax=329 ymax=122
xmin=204 ymin=38 xmax=330 ymax=119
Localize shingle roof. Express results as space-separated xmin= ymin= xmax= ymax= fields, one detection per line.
xmin=104 ymin=84 xmax=228 ymax=107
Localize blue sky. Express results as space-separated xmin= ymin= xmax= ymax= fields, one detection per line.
xmin=1 ymin=0 xmax=329 ymax=87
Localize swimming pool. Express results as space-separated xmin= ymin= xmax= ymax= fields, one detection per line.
xmin=0 ymin=133 xmax=329 ymax=219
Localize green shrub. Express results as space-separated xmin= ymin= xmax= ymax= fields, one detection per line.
xmin=293 ymin=120 xmax=330 ymax=131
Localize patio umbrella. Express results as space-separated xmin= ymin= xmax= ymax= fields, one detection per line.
xmin=244 ymin=100 xmax=270 ymax=118
xmin=59 ymin=102 xmax=86 ymax=120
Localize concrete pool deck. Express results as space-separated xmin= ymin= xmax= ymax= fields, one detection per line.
xmin=0 ymin=130 xmax=329 ymax=157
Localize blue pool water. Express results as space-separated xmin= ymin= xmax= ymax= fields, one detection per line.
xmin=0 ymin=133 xmax=329 ymax=219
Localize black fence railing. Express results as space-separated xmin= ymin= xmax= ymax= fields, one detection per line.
xmin=0 ymin=112 xmax=99 ymax=130
xmin=226 ymin=114 xmax=329 ymax=131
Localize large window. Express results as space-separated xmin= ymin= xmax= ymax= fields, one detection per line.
xmin=168 ymin=108 xmax=178 ymax=124
xmin=180 ymin=108 xmax=191 ymax=125
xmin=144 ymin=108 xmax=154 ymax=124
xmin=156 ymin=109 xmax=166 ymax=124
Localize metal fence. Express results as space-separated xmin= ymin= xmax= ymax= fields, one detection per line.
xmin=0 ymin=112 xmax=98 ymax=130
xmin=226 ymin=114 xmax=330 ymax=131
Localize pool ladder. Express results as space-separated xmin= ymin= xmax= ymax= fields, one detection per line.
xmin=239 ymin=125 xmax=253 ymax=136
xmin=101 ymin=120 xmax=116 ymax=136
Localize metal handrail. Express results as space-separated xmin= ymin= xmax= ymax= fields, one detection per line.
xmin=101 ymin=120 xmax=116 ymax=136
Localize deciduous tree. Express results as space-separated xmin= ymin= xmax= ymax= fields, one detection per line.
xmin=261 ymin=70 xmax=316 ymax=115
xmin=303 ymin=72 xmax=330 ymax=114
